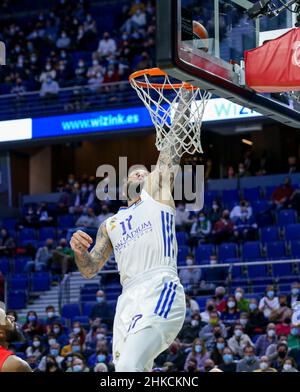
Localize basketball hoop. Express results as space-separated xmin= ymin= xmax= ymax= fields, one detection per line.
xmin=129 ymin=68 xmax=211 ymax=159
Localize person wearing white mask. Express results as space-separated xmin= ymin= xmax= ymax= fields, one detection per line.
xmin=179 ymin=255 xmax=201 ymax=291
xmin=235 ymin=288 xmax=249 ymax=312
xmin=288 ymin=282 xmax=300 ymax=308
xmin=254 ymin=355 xmax=277 ymax=372
xmin=259 ymin=285 xmax=280 ymax=319
xmin=282 ymin=357 xmax=299 ymax=372
xmin=228 ymin=324 xmax=254 ymax=359
xmin=90 ymin=290 xmax=112 ymax=325
xmin=255 ymin=323 xmax=277 ymax=357
xmin=25 ymin=335 xmax=44 ymax=360
xmin=183 ymin=338 xmax=210 ymax=372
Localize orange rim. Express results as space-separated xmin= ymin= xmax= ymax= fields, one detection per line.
xmin=129 ymin=68 xmax=197 ymax=90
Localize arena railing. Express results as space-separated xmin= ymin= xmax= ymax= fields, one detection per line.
xmin=0 ymin=80 xmax=137 ymax=121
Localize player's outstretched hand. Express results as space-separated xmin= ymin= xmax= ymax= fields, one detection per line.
xmin=70 ymin=230 xmax=93 ymax=254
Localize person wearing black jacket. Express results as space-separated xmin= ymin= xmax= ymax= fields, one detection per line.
xmin=245 ymin=299 xmax=268 ymax=337
xmin=218 ymin=347 xmax=237 ymax=372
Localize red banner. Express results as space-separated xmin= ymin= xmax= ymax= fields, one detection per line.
xmin=245 ymin=28 xmax=300 ymax=93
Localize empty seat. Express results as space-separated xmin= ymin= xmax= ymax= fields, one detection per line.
xmin=242 ymin=242 xmax=262 ymax=261
xmin=61 ymin=303 xmax=81 ymax=320
xmin=7 ymin=290 xmax=27 ymax=310
xmin=0 ymin=257 xmax=9 ymax=275
xmin=177 ymin=246 xmax=189 ymax=263
xmin=31 ymin=273 xmax=51 ymax=292
xmin=265 ymin=185 xmax=277 ymax=199
xmin=204 ymin=190 xmax=220 ymax=205
xmin=176 ymin=231 xmax=188 ymax=246
xmin=57 ymin=215 xmax=75 ymax=229
xmin=260 ymin=227 xmax=279 ymax=242
xmin=243 ymin=187 xmax=261 ymax=202
xmin=222 ymin=189 xmax=240 ymax=205
xmin=195 ymin=244 xmax=215 ymax=264
xmin=19 ymin=228 xmax=36 ymax=244
xmin=82 ymin=302 xmax=96 ymax=317
xmin=277 ymin=209 xmax=297 ymax=227
xmin=10 ymin=275 xmax=28 ymax=290
xmin=284 ymin=224 xmax=300 ymax=241
xmin=291 ymin=240 xmax=300 ymax=258
xmin=14 ymin=257 xmax=31 ymax=273
xmin=272 ymin=262 xmax=293 ymax=277
xmin=247 ymin=265 xmax=268 ymax=279
xmin=252 ymin=200 xmax=269 ymax=215
xmin=218 ymin=243 xmax=238 ymax=262
xmin=266 ymin=241 xmax=286 ymax=259
xmin=39 ymin=227 xmax=56 ymax=241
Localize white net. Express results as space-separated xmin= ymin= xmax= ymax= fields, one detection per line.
xmin=130 ymin=70 xmax=212 ymax=159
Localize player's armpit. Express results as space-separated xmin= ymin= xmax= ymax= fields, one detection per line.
xmin=2 ymin=355 xmax=33 ymax=372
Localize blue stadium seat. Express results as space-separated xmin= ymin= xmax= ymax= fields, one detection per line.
xmin=260 ymin=227 xmax=279 ymax=242
xmin=176 ymin=231 xmax=188 ymax=246
xmin=204 ymin=190 xmax=220 ymax=205
xmin=10 ymin=275 xmax=28 ymax=290
xmin=284 ymin=224 xmax=300 ymax=241
xmin=3 ymin=217 xmax=18 ymax=230
xmin=57 ymin=215 xmax=75 ymax=229
xmin=61 ymin=303 xmax=81 ymax=320
xmin=225 ymin=258 xmax=240 ymax=264
xmin=272 ymin=263 xmax=293 ymax=277
xmin=242 ymin=242 xmax=262 ymax=261
xmin=19 ymin=228 xmax=36 ymax=243
xmin=82 ymin=302 xmax=96 ymax=317
xmin=14 ymin=257 xmax=31 ymax=273
xmin=230 ymin=265 xmax=242 ymax=279
xmin=291 ymin=240 xmax=300 ymax=258
xmin=243 ymin=187 xmax=261 ymax=202
xmin=31 ymin=273 xmax=51 ymax=292
xmin=195 ymin=244 xmax=215 ymax=264
xmin=81 ymin=294 xmax=97 ymax=302
xmin=73 ymin=316 xmax=89 ymax=326
xmin=265 ymin=185 xmax=277 ymax=199
xmin=247 ymin=265 xmax=268 ymax=279
xmin=39 ymin=227 xmax=56 ymax=241
xmin=218 ymin=243 xmax=238 ymax=262
xmin=7 ymin=290 xmax=27 ymax=309
xmin=0 ymin=257 xmax=9 ymax=274
xmin=177 ymin=246 xmax=189 ymax=263
xmin=252 ymin=200 xmax=270 ymax=215
xmin=195 ymin=296 xmax=210 ymax=310
xmin=277 ymin=209 xmax=297 ymax=227
xmin=265 ymin=241 xmax=286 ymax=259
xmin=222 ymin=189 xmax=240 ymax=206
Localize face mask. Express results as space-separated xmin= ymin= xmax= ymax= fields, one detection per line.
xmin=267 ymin=291 xmax=274 ymax=298
xmin=50 ymin=349 xmax=59 ymax=357
xmin=227 ymin=301 xmax=236 ymax=309
xmin=73 ymin=365 xmax=83 ymax=372
xmin=260 ymin=362 xmax=268 ymax=370
xmin=48 ymin=339 xmax=56 ymax=346
xmin=28 ymin=315 xmax=36 ymax=322
xmin=212 ymin=204 xmax=218 ymax=210
xmin=199 ymin=217 xmax=205 ymax=222
xmin=195 ymin=345 xmax=202 ymax=353
xmin=278 ymin=351 xmax=287 ymax=359
xmin=96 ymin=297 xmax=104 ymax=304
xmin=291 ymin=328 xmax=299 ymax=336
xmin=292 ymin=288 xmax=300 ymax=296
xmin=245 ymin=355 xmax=254 ymax=363
xmin=46 ymin=65 xmax=51 ymax=71
xmin=240 ymin=319 xmax=248 ymax=326
xmin=234 ymin=330 xmax=242 ymax=338
xmin=235 ymin=292 xmax=243 ymax=300
xmin=47 ymin=312 xmax=54 ymax=319
xmin=207 ymin=305 xmax=214 ymax=312
xmin=72 ymin=346 xmax=80 ymax=353
xmin=249 ymin=303 xmax=257 ymax=311
xmin=81 ymin=187 xmax=87 ymax=192
xmin=97 ymin=354 xmax=106 ymax=362
xmin=53 ymin=328 xmax=60 ymax=334
xmin=223 ymin=354 xmax=233 ymax=364
xmin=96 ymin=333 xmax=105 ymax=340
xmin=186 ymin=259 xmax=193 ymax=266
xmin=191 ymin=320 xmax=199 ymax=327
xmin=33 ymin=341 xmax=40 ymax=348
xmin=284 ymin=364 xmax=292 ymax=371
xmin=210 ymin=319 xmax=218 ymax=326
xmin=267 ymin=330 xmax=276 ymax=338
xmin=217 ymin=343 xmax=225 ymax=351
xmin=73 ymin=327 xmax=80 ymax=334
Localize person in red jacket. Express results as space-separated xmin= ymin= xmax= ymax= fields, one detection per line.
xmin=271 ymin=177 xmax=294 ymax=209
xmin=0 ymin=304 xmax=32 ymax=372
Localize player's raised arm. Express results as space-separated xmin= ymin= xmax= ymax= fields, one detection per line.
xmin=70 ymin=222 xmax=112 ymax=279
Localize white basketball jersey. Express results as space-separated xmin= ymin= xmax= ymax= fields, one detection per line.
xmin=106 ymin=190 xmax=178 ymax=286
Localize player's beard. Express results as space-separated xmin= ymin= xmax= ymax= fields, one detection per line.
xmin=125 ymin=179 xmax=144 ymax=202
xmin=5 ymin=325 xmax=24 ymax=343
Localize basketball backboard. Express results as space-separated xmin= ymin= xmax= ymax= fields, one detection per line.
xmin=156 ymin=0 xmax=300 ymax=127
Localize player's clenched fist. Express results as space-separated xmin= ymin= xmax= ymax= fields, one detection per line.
xmin=70 ymin=230 xmax=93 ymax=254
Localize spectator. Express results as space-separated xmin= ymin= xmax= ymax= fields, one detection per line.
xmin=287 ymin=282 xmax=300 ymax=308
xmin=38 ymin=342 xmax=64 ymax=371
xmin=94 ymin=363 xmax=108 ymax=372
xmin=97 ymin=204 xmax=113 ymax=225
xmin=51 ymin=238 xmax=74 ymax=275
xmin=97 ymin=32 xmax=117 ymax=57
xmin=212 ymin=210 xmax=234 ymax=243
xmin=237 ymin=163 xmax=251 ymax=178
xmin=272 ymin=343 xmax=289 ymax=370
xmin=288 ymin=324 xmax=300 ymax=350
xmin=67 ymin=354 xmax=90 ymax=372
xmin=32 ymin=239 xmax=54 ymax=271
xmin=254 ymin=355 xmax=277 ymax=372
xmin=227 ymin=324 xmax=254 ymax=359
xmin=56 ymin=31 xmax=71 ymax=49
xmin=233 ymin=207 xmax=257 ymax=241
xmin=246 ymin=298 xmax=268 ymax=336
xmin=25 ymin=335 xmax=45 ymax=360
xmin=236 ymin=346 xmax=260 ymax=372
xmin=234 ymin=288 xmax=249 ymax=313
xmin=71 ymin=321 xmax=86 ymax=346
xmin=22 ymin=311 xmax=45 ymax=338
xmin=265 ymin=334 xmax=288 ymax=362
xmin=203 ymin=358 xmax=215 ymax=372
xmin=199 ymin=313 xmax=227 ymax=351
xmin=214 ymin=286 xmax=227 ymax=313
xmin=179 ymin=255 xmax=201 ymax=292
xmin=43 ymin=355 xmax=62 ymax=373
xmin=287 ymin=156 xmax=300 ymax=174
xmin=189 ymin=212 xmax=212 ymax=247
xmin=271 ymin=177 xmax=294 ymax=209
xmin=200 ymin=300 xmax=218 ymax=324
xmin=201 ymin=255 xmax=228 ymax=288
xmin=259 ymin=286 xmax=280 ymax=319
xmin=220 ymin=296 xmax=241 ymax=326
xmin=210 ymin=336 xmax=227 ymax=366
xmin=271 ymin=294 xmax=292 ymax=323
xmin=185 ymin=294 xmax=200 ymax=315
xmin=43 ymin=306 xmax=62 ymax=327
xmin=75 ymin=207 xmax=99 ymax=228
xmin=184 ymin=357 xmax=200 ymax=373
xmin=40 ymin=76 xmax=60 ymax=99
xmin=178 ymin=313 xmax=205 ymax=346
xmin=0 ymin=228 xmax=16 ymax=256
xmin=227 ymin=166 xmax=236 ymax=179
xmin=255 ymin=323 xmax=277 ymax=357
xmin=50 ymin=322 xmax=68 ymax=347
xmin=230 ymin=200 xmax=252 ymax=222
xmin=275 ymin=316 xmax=291 ymax=336
xmin=184 ymin=338 xmax=210 ymax=372
xmin=175 ymin=203 xmax=192 ymax=230
xmin=90 ymin=290 xmax=112 ymax=324
xmin=218 ymin=347 xmax=236 ymax=372
xmin=282 ymin=357 xmax=299 ymax=372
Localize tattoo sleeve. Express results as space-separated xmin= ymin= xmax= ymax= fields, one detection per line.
xmin=74 ymin=222 xmax=112 ymax=279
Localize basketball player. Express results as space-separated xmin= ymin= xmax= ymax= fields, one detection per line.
xmin=0 ymin=305 xmax=32 ymax=372
xmin=70 ymin=143 xmax=187 ymax=372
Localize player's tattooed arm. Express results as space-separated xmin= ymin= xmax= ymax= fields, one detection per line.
xmin=70 ymin=223 xmax=112 ymax=279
